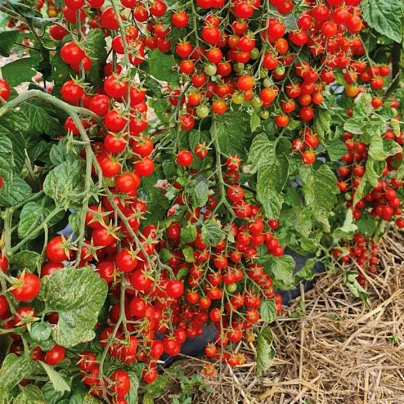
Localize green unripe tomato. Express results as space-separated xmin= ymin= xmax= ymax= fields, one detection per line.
xmin=233 ymin=63 xmax=244 ymax=73
xmin=260 ymin=110 xmax=269 ymax=120
xmin=232 ymin=92 xmax=244 ymax=105
xmin=263 ymin=78 xmax=273 ymax=88
xmin=204 ymin=63 xmax=217 ymax=76
xmin=251 ymin=96 xmax=263 ymax=108
xmin=275 ymin=65 xmax=285 ymax=75
xmin=226 ymin=283 xmax=237 ymax=293
xmin=259 ymin=69 xmax=268 ymax=79
xmin=196 ymin=105 xmax=210 ymax=118
xmin=250 ymin=48 xmax=260 ymax=60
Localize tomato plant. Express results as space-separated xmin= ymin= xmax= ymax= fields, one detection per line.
xmin=0 ymin=0 xmax=402 ymax=401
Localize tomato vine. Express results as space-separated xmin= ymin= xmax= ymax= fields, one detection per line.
xmin=0 ymin=0 xmax=403 ymax=402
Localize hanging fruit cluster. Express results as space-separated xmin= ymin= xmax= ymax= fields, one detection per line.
xmin=0 ymin=0 xmax=402 ymax=402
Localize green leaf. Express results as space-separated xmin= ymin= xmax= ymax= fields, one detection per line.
xmin=39 ymin=362 xmax=70 ymax=394
xmin=0 ymin=136 xmax=15 ymax=199
xmin=250 ymin=111 xmax=261 ymax=132
xmin=43 ymin=160 xmax=86 ymax=208
xmin=294 ymin=258 xmax=317 ymax=283
xmin=257 ymin=154 xmax=289 ymax=218
xmin=256 ymin=327 xmax=276 ymax=377
xmin=0 ymin=176 xmax=32 ymax=207
xmin=343 ymin=116 xmax=364 ymax=135
xmin=162 ymin=159 xmax=176 ymax=179
xmin=267 ymin=255 xmax=296 ymax=290
xmin=332 ymin=209 xmax=358 ymax=241
xmin=368 ymin=134 xmax=387 ymax=161
xmin=300 ymin=165 xmax=339 ymax=232
xmin=126 ymin=372 xmax=140 ymax=404
xmin=145 ymin=375 xmax=169 ymax=397
xmin=343 ymin=271 xmax=369 ymax=305
xmin=9 ymin=250 xmax=41 ymax=270
xmin=260 ymin=300 xmax=277 ymax=323
xmin=0 ymin=354 xmax=32 ymax=400
xmin=313 ymin=108 xmax=331 ymax=138
xmin=182 ymin=246 xmax=195 ymax=263
xmin=15 ymin=385 xmax=46 ymax=404
xmin=327 ymin=139 xmax=347 ymax=161
xmin=356 ymin=211 xmax=376 ymax=238
xmin=201 ymin=219 xmax=225 ymax=246
xmin=193 ymin=181 xmax=209 ymax=207
xmin=38 ymin=267 xmax=108 ymax=347
xmin=383 ymin=140 xmax=402 ymax=157
xmin=361 ymin=0 xmax=402 ymax=43
xmin=2 ymin=55 xmax=40 ymax=87
xmin=30 ymin=322 xmax=52 ymax=343
xmin=18 ymin=201 xmax=51 ymax=238
xmin=139 ymin=174 xmax=170 ymax=225
xmin=5 ymin=131 xmax=26 ymax=173
xmin=86 ymin=29 xmax=108 ymax=87
xmin=354 ymin=159 xmax=385 ymax=203
xmin=180 ymin=224 xmax=197 ymax=243
xmin=0 ymin=30 xmax=19 ymax=56
xmin=247 ymin=133 xmax=273 ymax=174
xmin=147 ymin=49 xmax=179 ymax=83
xmin=214 ymin=112 xmax=249 ymax=158
xmin=20 ymin=103 xmax=65 ymax=137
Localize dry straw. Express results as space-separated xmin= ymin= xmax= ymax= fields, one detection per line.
xmin=158 ymin=230 xmax=404 ymax=404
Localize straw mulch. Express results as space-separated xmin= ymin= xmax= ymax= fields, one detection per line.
xmin=159 ymin=230 xmax=404 ymax=404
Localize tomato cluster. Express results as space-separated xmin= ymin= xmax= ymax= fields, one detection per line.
xmin=0 ymin=0 xmax=403 ymax=402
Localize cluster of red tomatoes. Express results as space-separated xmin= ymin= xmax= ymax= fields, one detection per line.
xmin=333 ymin=120 xmax=403 ymax=275
xmin=1 ymin=0 xmax=403 ymax=401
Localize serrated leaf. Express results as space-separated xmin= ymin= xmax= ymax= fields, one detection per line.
xmin=182 ymin=246 xmax=195 ymax=263
xmin=15 ymin=385 xmax=46 ymax=404
xmin=294 ymin=257 xmax=317 ymax=283
xmin=247 ymin=133 xmax=273 ymax=174
xmin=300 ymin=165 xmax=339 ymax=232
xmin=147 ymin=49 xmax=179 ymax=83
xmin=20 ymin=103 xmax=64 ymax=137
xmin=343 ymin=116 xmax=364 ymax=135
xmin=250 ymin=111 xmax=261 ymax=132
xmin=383 ymin=140 xmax=402 ymax=157
xmin=9 ymin=250 xmax=41 ymax=270
xmin=201 ymin=220 xmax=224 ymax=246
xmin=260 ymin=300 xmax=277 ymax=323
xmin=368 ymin=134 xmax=387 ymax=161
xmin=39 ymin=362 xmax=70 ymax=394
xmin=356 ymin=211 xmax=376 ymax=238
xmin=43 ymin=160 xmax=86 ymax=208
xmin=86 ymin=29 xmax=108 ymax=87
xmin=38 ymin=267 xmax=108 ymax=347
xmin=332 ymin=209 xmax=358 ymax=241
xmin=126 ymin=372 xmax=140 ymax=404
xmin=257 ymin=154 xmax=289 ymax=218
xmin=313 ymin=108 xmax=331 ymax=138
xmin=0 ymin=30 xmax=19 ymax=56
xmin=256 ymin=327 xmax=276 ymax=377
xmin=266 ymin=255 xmax=296 ymax=290
xmin=139 ymin=174 xmax=170 ymax=225
xmin=361 ymin=0 xmax=402 ymax=43
xmin=214 ymin=111 xmax=249 ymax=158
xmin=354 ymin=159 xmax=385 ymax=203
xmin=344 ymin=271 xmax=369 ymax=305
xmin=180 ymin=224 xmax=197 ymax=243
xmin=18 ymin=201 xmax=57 ymax=238
xmin=145 ymin=375 xmax=169 ymax=397
xmin=0 ymin=136 xmax=15 ymax=201
xmin=328 ymin=139 xmax=347 ymax=161
xmin=0 ymin=355 xmax=32 ymax=400
xmin=0 ymin=176 xmax=32 ymax=207
xmin=193 ymin=180 xmax=209 ymax=207
xmin=2 ymin=56 xmax=40 ymax=87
